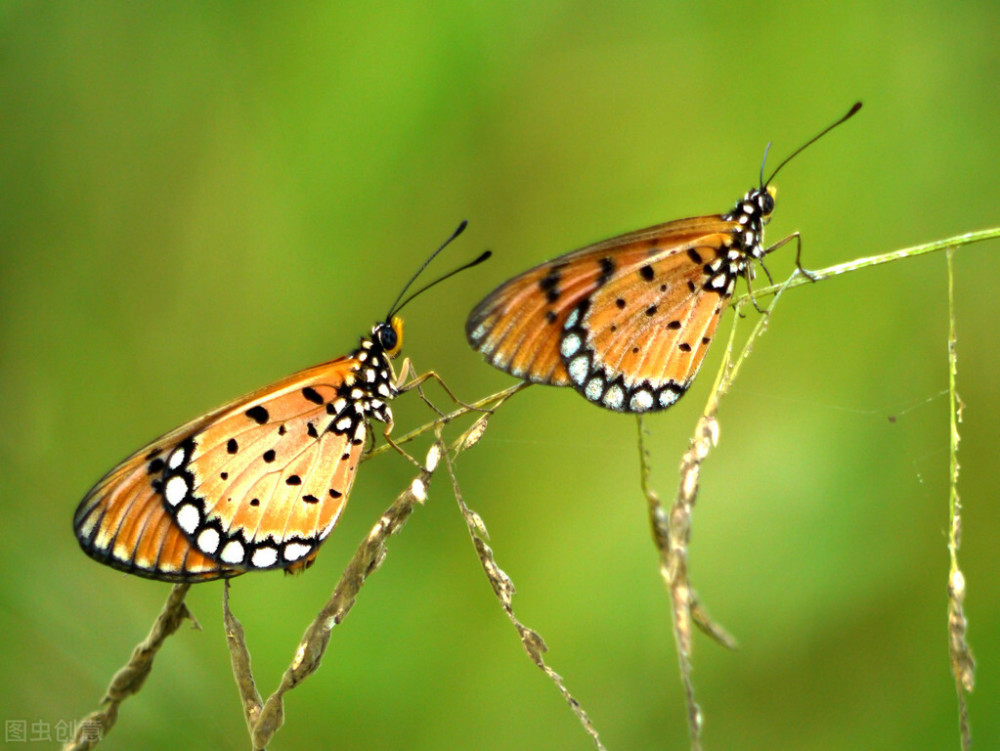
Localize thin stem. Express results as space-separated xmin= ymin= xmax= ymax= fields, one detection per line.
xmin=945 ymin=247 xmax=974 ymax=750
xmin=741 ymin=227 xmax=1000 ymax=302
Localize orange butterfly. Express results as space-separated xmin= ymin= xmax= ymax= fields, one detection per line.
xmin=74 ymin=223 xmax=488 ymax=582
xmin=467 ymin=103 xmax=861 ymax=413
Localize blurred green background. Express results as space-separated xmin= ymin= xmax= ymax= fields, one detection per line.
xmin=2 ymin=3 xmax=998 ymax=749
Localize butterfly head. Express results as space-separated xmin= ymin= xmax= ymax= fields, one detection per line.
xmin=372 ymin=317 xmax=405 ymax=358
xmin=725 ymin=185 xmax=776 ymax=259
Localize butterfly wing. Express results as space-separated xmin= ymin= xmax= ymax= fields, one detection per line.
xmin=466 ymin=215 xmax=743 ymax=412
xmin=74 ymin=357 xmax=369 ymax=582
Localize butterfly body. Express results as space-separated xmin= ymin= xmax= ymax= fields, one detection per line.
xmin=75 ymin=220 xmax=488 ymax=584
xmin=467 ymin=187 xmax=775 ymax=413
xmin=74 ymin=321 xmax=402 ymax=582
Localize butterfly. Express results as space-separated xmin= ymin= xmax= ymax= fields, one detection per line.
xmin=74 ymin=222 xmax=489 ymax=582
xmin=466 ymin=103 xmax=861 ymax=413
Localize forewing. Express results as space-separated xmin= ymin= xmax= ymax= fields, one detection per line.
xmin=467 ymin=214 xmax=740 ymax=412
xmin=74 ymin=357 xmax=365 ymax=582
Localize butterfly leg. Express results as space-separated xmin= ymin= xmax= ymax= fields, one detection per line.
xmin=743 ymin=264 xmax=767 ymax=314
xmin=766 ymin=231 xmax=817 ymax=281
xmin=379 ymin=413 xmax=426 ymax=470
xmin=395 ymin=358 xmax=489 ymax=418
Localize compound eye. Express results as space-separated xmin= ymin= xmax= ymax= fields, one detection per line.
xmin=761 ymin=188 xmax=776 ymax=215
xmin=376 ymin=324 xmax=397 ymax=352
xmin=375 ymin=316 xmax=404 ymax=356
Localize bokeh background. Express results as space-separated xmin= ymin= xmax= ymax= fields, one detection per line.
xmin=2 ymin=3 xmax=998 ymax=750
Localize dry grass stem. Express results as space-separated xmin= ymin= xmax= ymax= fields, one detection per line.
xmin=222 ymin=581 xmax=263 ymax=734
xmin=364 ymin=382 xmax=530 ymax=462
xmin=945 ymin=247 xmax=974 ymax=750
xmin=441 ymin=423 xmax=607 ymax=751
xmin=743 ymin=227 xmax=1000 ymax=302
xmin=223 ymin=439 xmax=447 ymax=750
xmin=639 ymin=274 xmax=795 ymax=750
xmin=64 ymin=583 xmax=198 ymax=750
xmin=220 ymin=382 xmax=531 ymax=750
xmin=68 ymin=226 xmax=996 ymax=749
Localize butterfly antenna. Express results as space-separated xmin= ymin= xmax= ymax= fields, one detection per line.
xmin=387 ymin=222 xmax=491 ymax=317
xmin=762 ymin=101 xmax=863 ymax=187
xmin=758 ymin=142 xmax=772 ymax=188
xmin=386 ymin=220 xmax=470 ymax=318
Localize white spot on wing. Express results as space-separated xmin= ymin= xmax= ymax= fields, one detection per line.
xmin=470 ymin=322 xmax=488 ymax=341
xmin=564 ymin=308 xmax=579 ymax=329
xmin=560 ymin=332 xmax=581 ymax=358
xmin=197 ymin=527 xmax=220 ymax=554
xmin=164 ymin=475 xmax=188 ymax=506
xmin=167 ymin=447 xmax=186 ymax=470
xmin=568 ymin=355 xmax=589 ymax=385
xmin=630 ymin=389 xmax=654 ymax=412
xmin=220 ymin=540 xmax=245 ymax=564
xmin=659 ymin=389 xmax=680 ymax=408
xmin=176 ymin=503 xmax=200 ymax=534
xmin=585 ymin=377 xmax=604 ymax=401
xmin=284 ymin=542 xmax=311 ymax=562
xmin=603 ymin=384 xmax=624 ymax=410
xmin=251 ymin=546 xmax=278 ymax=568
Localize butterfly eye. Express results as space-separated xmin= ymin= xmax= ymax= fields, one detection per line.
xmin=761 ymin=189 xmax=776 ymax=216
xmin=375 ymin=317 xmax=404 ymax=356
xmin=378 ymin=326 xmax=397 ymax=351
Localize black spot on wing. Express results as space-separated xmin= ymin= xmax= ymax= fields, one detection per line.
xmin=597 ymin=257 xmax=615 ymax=286
xmin=245 ymin=405 xmax=269 ymax=424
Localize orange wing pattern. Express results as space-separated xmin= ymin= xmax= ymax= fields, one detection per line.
xmin=467 ymin=104 xmax=863 ymax=413
xmin=465 ymin=102 xmax=866 ymax=415
xmin=75 ymin=326 xmax=400 ymax=582
xmin=467 ymin=200 xmax=768 ymax=413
